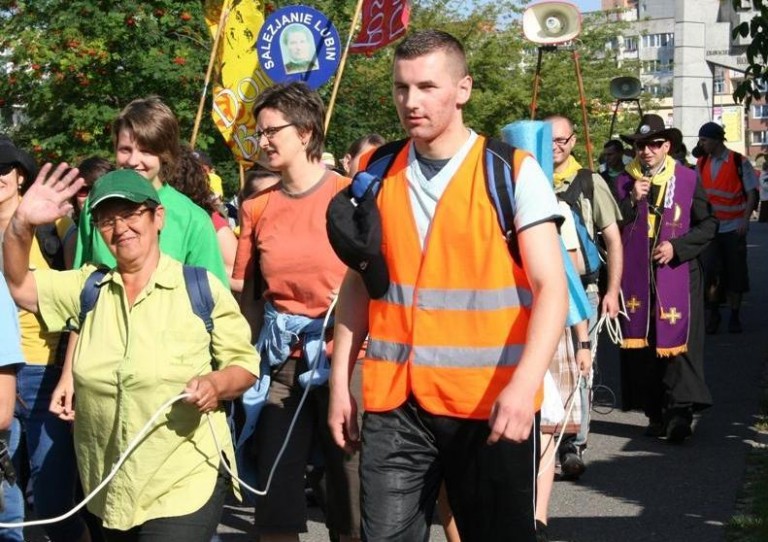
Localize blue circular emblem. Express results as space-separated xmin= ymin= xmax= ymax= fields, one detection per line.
xmin=257 ymin=5 xmax=341 ymax=90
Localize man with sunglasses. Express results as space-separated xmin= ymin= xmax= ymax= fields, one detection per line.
xmin=547 ymin=115 xmax=623 ymax=479
xmin=615 ymin=114 xmax=717 ymax=443
xmin=695 ymin=122 xmax=758 ymax=334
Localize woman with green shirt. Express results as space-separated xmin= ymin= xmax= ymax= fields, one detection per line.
xmin=3 ymin=166 xmax=259 ymax=541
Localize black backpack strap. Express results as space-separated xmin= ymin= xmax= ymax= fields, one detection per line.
xmin=733 ymin=151 xmax=744 ymax=183
xmin=35 ymin=224 xmax=65 ymax=270
xmin=69 ymin=267 xmax=109 ymax=331
xmin=364 ymin=139 xmax=409 ymax=180
xmin=560 ymin=168 xmax=594 ymax=208
xmin=484 ymin=138 xmax=522 ymax=266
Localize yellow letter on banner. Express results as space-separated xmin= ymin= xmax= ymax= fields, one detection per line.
xmin=204 ymin=0 xmax=273 ymax=166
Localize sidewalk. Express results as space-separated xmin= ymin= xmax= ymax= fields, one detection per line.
xmin=546 ymin=221 xmax=768 ymax=542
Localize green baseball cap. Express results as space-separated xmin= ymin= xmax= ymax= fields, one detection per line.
xmin=88 ymin=169 xmax=160 ymax=213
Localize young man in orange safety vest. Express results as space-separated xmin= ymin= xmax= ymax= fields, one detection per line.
xmin=696 ymin=121 xmax=757 ymax=334
xmin=327 ymin=30 xmax=568 ymax=542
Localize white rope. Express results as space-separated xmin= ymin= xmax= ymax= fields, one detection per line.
xmin=0 ymin=393 xmax=190 ymax=528
xmin=211 ymin=294 xmax=338 ymax=497
xmin=0 ymin=295 xmax=340 ymax=528
xmin=537 ymin=373 xmax=584 ymax=477
xmin=538 ymin=290 xmax=634 ymax=475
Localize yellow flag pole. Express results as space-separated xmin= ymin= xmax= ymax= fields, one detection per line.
xmin=190 ymin=2 xmax=231 ymax=148
xmin=323 ymin=0 xmax=366 ymax=135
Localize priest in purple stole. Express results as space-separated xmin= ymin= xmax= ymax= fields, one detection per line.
xmin=614 ymin=115 xmax=717 ymax=443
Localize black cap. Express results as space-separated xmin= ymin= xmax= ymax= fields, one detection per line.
xmin=0 ymin=139 xmax=38 ymax=180
xmin=326 ymin=185 xmax=389 ymax=299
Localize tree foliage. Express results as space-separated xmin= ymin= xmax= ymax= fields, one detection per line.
xmin=0 ymin=1 xmax=216 ymax=160
xmin=0 ymin=0 xmax=645 ymax=196
xmin=731 ymin=0 xmax=768 ymax=106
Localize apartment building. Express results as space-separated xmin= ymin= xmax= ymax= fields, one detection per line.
xmin=599 ymin=0 xmax=764 ymax=161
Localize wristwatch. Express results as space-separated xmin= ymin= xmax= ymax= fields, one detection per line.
xmin=575 ymin=340 xmax=592 ymax=351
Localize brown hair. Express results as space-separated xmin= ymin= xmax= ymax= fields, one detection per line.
xmin=112 ymin=96 xmax=181 ymax=183
xmin=394 ymin=30 xmax=468 ymax=78
xmin=167 ymin=145 xmax=216 ymax=214
xmin=252 ymin=82 xmax=325 ymax=162
xmin=77 ymin=156 xmax=115 ymax=186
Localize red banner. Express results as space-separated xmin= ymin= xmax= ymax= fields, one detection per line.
xmin=350 ymin=0 xmax=410 ymax=55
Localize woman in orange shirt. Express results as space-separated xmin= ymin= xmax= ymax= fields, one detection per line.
xmin=232 ymin=82 xmax=359 ymax=542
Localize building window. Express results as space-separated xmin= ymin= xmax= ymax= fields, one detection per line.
xmin=714 ymin=68 xmax=726 ymax=95
xmin=642 ymin=60 xmax=661 ymax=73
xmin=641 ymin=33 xmax=674 ymax=49
xmin=624 ymin=36 xmax=637 ymax=52
xmin=751 ymin=131 xmax=768 ymax=145
xmin=753 ymin=104 xmax=768 ymax=118
xmin=646 ymin=84 xmax=672 ymax=98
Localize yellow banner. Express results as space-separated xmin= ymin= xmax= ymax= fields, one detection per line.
xmin=205 ymin=0 xmax=273 ymax=165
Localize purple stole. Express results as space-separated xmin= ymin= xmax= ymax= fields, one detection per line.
xmin=615 ymin=163 xmax=695 ymax=356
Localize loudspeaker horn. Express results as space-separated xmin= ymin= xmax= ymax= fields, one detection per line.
xmin=522 ymin=1 xmax=582 ymax=45
xmin=610 ymin=76 xmax=642 ymax=99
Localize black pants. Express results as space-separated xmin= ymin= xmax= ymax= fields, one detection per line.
xmin=100 ymin=469 xmax=228 ymax=542
xmin=360 ymin=397 xmax=539 ymax=542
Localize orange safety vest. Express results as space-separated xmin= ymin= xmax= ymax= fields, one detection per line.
xmin=698 ymin=151 xmax=747 ymax=221
xmin=362 ymin=137 xmax=542 ymax=419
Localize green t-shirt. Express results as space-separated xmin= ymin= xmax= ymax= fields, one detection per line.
xmin=74 ymin=183 xmax=228 ymax=286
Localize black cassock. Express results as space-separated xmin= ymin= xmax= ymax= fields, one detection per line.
xmin=616 ymin=174 xmax=717 ymax=420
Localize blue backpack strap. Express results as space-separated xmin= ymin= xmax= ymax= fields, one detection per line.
xmin=364 ymin=138 xmax=409 ymax=181
xmin=69 ymin=267 xmax=109 ymax=331
xmin=182 ymin=265 xmax=214 ymax=335
xmin=484 ymin=137 xmax=522 ymax=266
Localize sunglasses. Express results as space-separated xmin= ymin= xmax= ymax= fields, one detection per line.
xmin=635 ymin=139 xmax=666 ymax=151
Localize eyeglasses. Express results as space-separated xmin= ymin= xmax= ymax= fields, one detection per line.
xmin=76 ymin=185 xmax=91 ymax=198
xmin=93 ymin=207 xmax=153 ymax=231
xmin=254 ymin=124 xmax=295 ymax=141
xmin=0 ymin=164 xmax=16 ymax=176
xmin=553 ymin=134 xmax=575 ymax=146
xmin=635 ymin=139 xmax=666 ymax=151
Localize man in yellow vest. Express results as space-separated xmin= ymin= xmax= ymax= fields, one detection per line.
xmin=696 ymin=122 xmax=757 ymax=333
xmin=328 ymin=30 xmax=568 ymax=542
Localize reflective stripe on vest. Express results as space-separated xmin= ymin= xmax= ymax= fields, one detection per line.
xmin=699 ymin=152 xmax=747 ymax=221
xmin=384 ymin=282 xmax=533 ymax=310
xmin=361 ymin=137 xmax=541 ymax=419
xmin=367 ymin=339 xmax=524 ymax=368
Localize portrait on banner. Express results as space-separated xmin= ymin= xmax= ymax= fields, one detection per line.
xmin=281 ymin=23 xmax=320 ymax=75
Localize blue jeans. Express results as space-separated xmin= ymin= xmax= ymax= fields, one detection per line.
xmin=13 ymin=364 xmax=86 ymax=542
xmin=573 ymin=289 xmax=599 ymax=447
xmin=0 ymin=417 xmax=24 ymax=542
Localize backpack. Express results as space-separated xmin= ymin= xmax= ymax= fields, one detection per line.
xmin=35 ymin=224 xmax=66 ymax=271
xmin=556 ymin=169 xmax=603 ymax=285
xmin=363 ymin=137 xmax=523 ymax=265
xmin=68 ymin=265 xmax=216 ymax=365
xmin=36 ymin=223 xmax=69 ymax=363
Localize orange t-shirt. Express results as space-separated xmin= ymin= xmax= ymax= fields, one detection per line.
xmin=233 ymin=172 xmax=349 ymax=318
